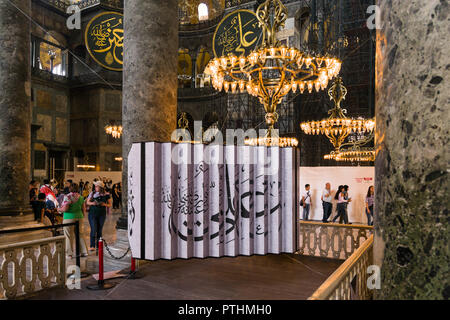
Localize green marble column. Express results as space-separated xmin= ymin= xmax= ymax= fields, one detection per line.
xmin=118 ymin=0 xmax=178 ymax=229
xmin=0 ymin=0 xmax=33 ymax=228
xmin=374 ymin=0 xmax=449 ymax=299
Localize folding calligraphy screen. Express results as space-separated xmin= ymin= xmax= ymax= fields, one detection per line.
xmin=128 ymin=142 xmax=298 ymax=260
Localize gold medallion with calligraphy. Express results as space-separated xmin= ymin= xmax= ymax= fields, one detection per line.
xmin=85 ymin=11 xmax=123 ymax=71
xmin=213 ymin=9 xmax=263 ymax=58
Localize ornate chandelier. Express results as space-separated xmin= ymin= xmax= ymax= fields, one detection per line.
xmin=105 ymin=125 xmax=122 ymax=139
xmin=204 ymin=0 xmax=342 ymax=130
xmin=300 ymin=77 xmax=375 ymax=150
xmin=324 ymin=123 xmax=375 ymax=162
xmin=245 ymin=136 xmax=298 ymax=147
xmin=324 ymin=147 xmax=375 ymax=162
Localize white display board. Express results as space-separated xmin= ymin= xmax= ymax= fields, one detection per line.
xmin=128 ymin=142 xmax=298 ymax=261
xmin=64 ymin=171 xmax=122 ymax=185
xmin=298 ymin=166 xmax=374 ymax=224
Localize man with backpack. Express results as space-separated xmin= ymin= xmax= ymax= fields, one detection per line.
xmin=300 ymin=184 xmax=312 ymax=221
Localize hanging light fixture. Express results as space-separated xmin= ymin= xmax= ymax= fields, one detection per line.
xmin=105 ymin=125 xmax=123 ymax=139
xmin=244 ymin=136 xmax=298 ymax=147
xmin=324 ymin=128 xmax=375 ymax=162
xmin=324 ymin=147 xmax=375 ymax=162
xmin=300 ymin=77 xmax=375 ymax=151
xmin=204 ymin=0 xmax=342 ymax=132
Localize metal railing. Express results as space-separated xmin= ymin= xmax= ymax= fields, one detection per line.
xmin=298 ymin=221 xmax=373 ymax=260
xmin=308 ymin=234 xmax=374 ymax=300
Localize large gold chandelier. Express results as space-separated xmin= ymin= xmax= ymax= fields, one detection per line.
xmin=204 ymin=0 xmax=341 ymax=130
xmin=300 ymin=77 xmax=375 ymax=150
xmin=105 ymin=125 xmax=122 ymax=139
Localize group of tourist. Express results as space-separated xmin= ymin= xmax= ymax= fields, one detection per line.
xmin=300 ymin=183 xmax=375 ymax=225
xmin=29 ymin=178 xmax=122 ymax=258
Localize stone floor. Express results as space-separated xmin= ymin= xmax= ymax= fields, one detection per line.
xmin=66 ymin=208 xmax=133 ymax=274
xmin=28 ymin=254 xmax=342 ymax=300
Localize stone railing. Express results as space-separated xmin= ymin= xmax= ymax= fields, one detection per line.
xmin=298 ymin=221 xmax=373 ymax=260
xmin=308 ymin=234 xmax=374 ymax=300
xmin=32 ymin=66 xmax=69 ymax=84
xmin=0 ymin=236 xmax=66 ymax=299
xmin=179 ymin=14 xmax=224 ymax=33
xmin=178 ymin=86 xmax=223 ymax=101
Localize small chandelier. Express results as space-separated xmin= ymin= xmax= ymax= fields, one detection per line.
xmin=324 ymin=129 xmax=375 ymax=162
xmin=324 ymin=148 xmax=375 ymax=162
xmin=300 ymin=77 xmax=375 ymax=150
xmin=204 ymin=0 xmax=341 ymax=131
xmin=245 ymin=136 xmax=298 ymax=148
xmin=105 ymin=125 xmax=122 ymax=139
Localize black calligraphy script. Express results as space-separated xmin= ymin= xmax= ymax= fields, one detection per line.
xmin=128 ymin=170 xmax=136 ymax=237
xmin=167 ymin=162 xmax=282 ymax=244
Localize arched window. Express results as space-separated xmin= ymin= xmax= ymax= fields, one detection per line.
xmin=198 ymin=3 xmax=209 ymax=22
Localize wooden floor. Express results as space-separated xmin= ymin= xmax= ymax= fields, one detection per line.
xmin=29 ymin=254 xmax=342 ymax=300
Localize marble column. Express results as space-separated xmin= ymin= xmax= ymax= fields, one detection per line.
xmin=374 ymin=1 xmax=448 ymax=299
xmin=0 ymin=0 xmax=33 ymax=228
xmin=117 ymin=0 xmax=178 ymax=229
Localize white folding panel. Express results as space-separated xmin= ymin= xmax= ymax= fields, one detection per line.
xmin=128 ymin=142 xmax=297 ymax=260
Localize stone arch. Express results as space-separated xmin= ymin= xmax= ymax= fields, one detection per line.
xmin=295 ymin=7 xmax=312 ymax=47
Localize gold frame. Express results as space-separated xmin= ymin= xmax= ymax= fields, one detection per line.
xmin=84 ymin=11 xmax=123 ymax=72
xmin=212 ymin=9 xmax=262 ymax=58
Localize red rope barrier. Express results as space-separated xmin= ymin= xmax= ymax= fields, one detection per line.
xmin=98 ymin=238 xmax=104 ymax=283
xmin=87 ymin=237 xmax=115 ymax=290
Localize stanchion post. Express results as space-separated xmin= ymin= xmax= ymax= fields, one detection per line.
xmin=75 ymin=221 xmax=81 ymax=270
xmin=98 ymin=238 xmax=104 ymax=284
xmin=128 ymin=257 xmax=139 ymax=279
xmin=87 ymin=237 xmax=116 ymax=290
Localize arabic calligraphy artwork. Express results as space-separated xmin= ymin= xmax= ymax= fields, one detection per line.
xmin=85 ymin=11 xmax=123 ymax=71
xmin=128 ymin=142 xmax=298 ymax=260
xmin=213 ymin=9 xmax=263 ymax=58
